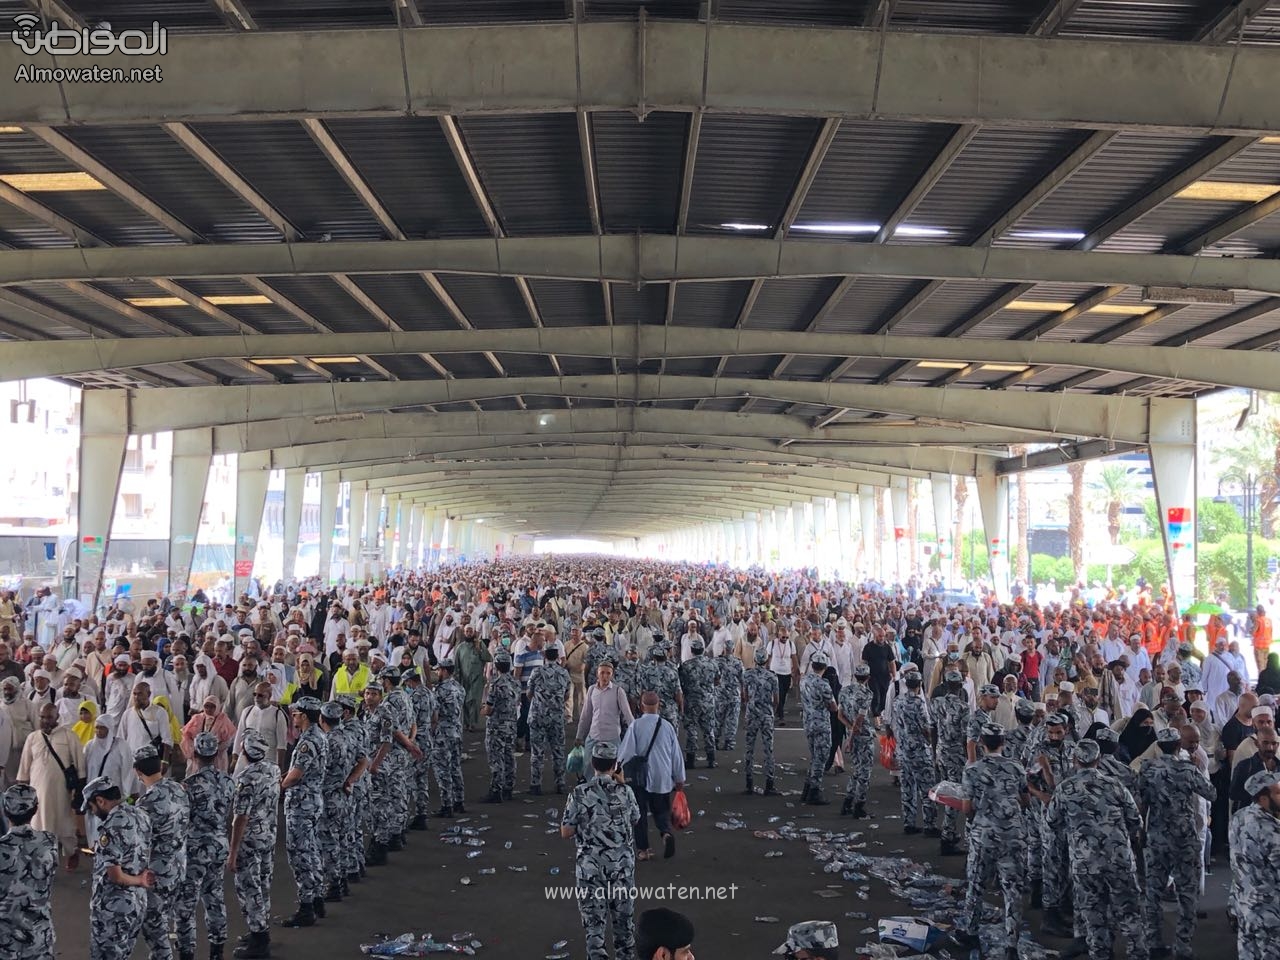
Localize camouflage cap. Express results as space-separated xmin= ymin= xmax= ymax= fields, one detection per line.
xmin=1074 ymin=740 xmax=1101 ymax=764
xmin=689 ymin=638 xmax=705 ymax=653
xmin=493 ymin=650 xmax=513 ymax=666
xmin=774 ymin=920 xmax=839 ymax=955
xmin=320 ymin=701 xmax=344 ymax=722
xmin=2 ymin=783 xmax=38 ymax=818
xmin=1094 ymin=726 xmax=1119 ymax=743
xmin=335 ymin=693 xmax=358 ymax=711
xmin=1244 ymin=770 xmax=1280 ymax=798
xmin=192 ymin=731 xmax=220 ymax=758
xmin=853 ymin=662 xmax=870 ymax=678
xmin=1156 ymin=727 xmax=1181 ymax=745
xmin=904 ymin=672 xmax=923 ymax=687
xmin=944 ymin=670 xmax=962 ymax=683
xmin=380 ymin=667 xmax=401 ymax=683
xmin=754 ymin=648 xmax=769 ymax=665
xmin=591 ymin=741 xmax=618 ymax=760
xmin=133 ymin=743 xmax=159 ymax=764
xmin=241 ymin=729 xmax=269 ymax=761
xmin=1045 ymin=712 xmax=1068 ymax=726
xmin=1014 ymin=699 xmax=1036 ymax=720
xmin=291 ymin=695 xmax=323 ymax=712
xmin=980 ymin=722 xmax=1005 ymax=739
xmin=979 ymin=683 xmax=1000 ymax=698
xmin=810 ymin=652 xmax=828 ymax=668
xmin=80 ymin=775 xmax=116 ymax=812
xmin=437 ymin=657 xmax=455 ymax=671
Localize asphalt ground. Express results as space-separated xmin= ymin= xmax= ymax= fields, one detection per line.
xmin=49 ymin=718 xmax=1237 ymax=959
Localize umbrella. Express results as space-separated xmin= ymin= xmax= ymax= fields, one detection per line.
xmin=1183 ymin=601 xmax=1224 ymax=617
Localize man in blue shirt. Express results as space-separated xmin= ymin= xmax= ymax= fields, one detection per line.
xmin=618 ymin=691 xmax=685 ymax=861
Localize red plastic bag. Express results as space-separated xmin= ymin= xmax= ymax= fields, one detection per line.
xmin=671 ymin=785 xmax=691 ymax=830
xmin=878 ymin=732 xmax=897 ymax=771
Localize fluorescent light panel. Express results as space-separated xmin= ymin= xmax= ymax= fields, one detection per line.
xmin=0 ymin=126 xmax=23 ymax=135
xmin=1175 ymin=181 xmax=1279 ymax=202
xmin=126 ymin=297 xmax=186 ymax=308
xmin=0 ymin=171 xmax=105 ymax=192
xmin=310 ymin=356 xmax=361 ymax=364
xmin=1004 ymin=300 xmax=1153 ymax=316
xmin=128 ymin=294 xmax=274 ymax=308
xmin=917 ymin=360 xmax=969 ymax=369
xmin=251 ymin=358 xmax=297 ymax=366
xmin=981 ymin=363 xmax=1029 ymax=372
xmin=205 ymin=295 xmax=272 ymax=306
xmin=790 ymin=222 xmax=949 ymax=237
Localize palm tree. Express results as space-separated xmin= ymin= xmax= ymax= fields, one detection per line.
xmin=1067 ymin=462 xmax=1086 ymax=582
xmin=1013 ymin=445 xmax=1030 ymax=583
xmin=1090 ymin=463 xmax=1142 ymax=545
xmin=1218 ymin=402 xmax=1280 ymax=537
xmin=953 ymin=475 xmax=968 ymax=583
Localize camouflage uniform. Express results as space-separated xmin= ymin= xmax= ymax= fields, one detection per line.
xmin=483 ymin=664 xmax=521 ymax=798
xmin=385 ymin=677 xmax=416 ymax=837
xmin=527 ymin=658 xmax=570 ymax=793
xmin=959 ymin=730 xmax=1028 ymax=948
xmin=365 ymin=698 xmax=397 ymax=845
xmin=176 ymin=740 xmax=234 ymax=956
xmin=838 ymin=667 xmax=874 ymax=812
xmin=714 ymin=649 xmax=744 ymax=751
xmin=1137 ymin=745 xmax=1216 ymax=957
xmin=799 ymin=665 xmax=835 ymax=800
xmin=933 ymin=686 xmax=971 ymax=843
xmin=319 ymin=703 xmax=354 ymax=893
xmin=1005 ymin=711 xmax=1042 ymax=884
xmin=89 ymin=788 xmax=152 ymax=960
xmin=561 ymin=745 xmax=640 ymax=960
xmin=338 ymin=698 xmax=370 ymax=876
xmin=0 ymin=785 xmax=58 ymax=959
xmin=584 ymin=641 xmax=611 ymax=689
xmin=284 ymin=721 xmax=328 ymax=907
xmin=613 ymin=655 xmax=641 ymax=709
xmin=432 ymin=670 xmax=467 ymax=811
xmin=1046 ymin=744 xmax=1148 ymax=960
xmin=742 ymin=653 xmax=778 ymax=789
xmin=639 ymin=651 xmax=681 ymax=732
xmin=679 ymin=644 xmax=718 ymax=766
xmin=136 ymin=765 xmax=190 ymax=960
xmin=231 ymin=742 xmax=281 ymax=935
xmin=1031 ymin=725 xmax=1073 ymax=913
xmin=1228 ymin=772 xmax=1280 ymax=960
xmin=405 ymin=678 xmax=436 ymax=822
xmin=889 ymin=684 xmax=936 ymax=828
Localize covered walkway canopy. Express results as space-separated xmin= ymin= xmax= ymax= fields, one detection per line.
xmin=3 ymin=0 xmax=1279 ymax=605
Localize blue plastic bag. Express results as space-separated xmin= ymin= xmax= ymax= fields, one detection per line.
xmin=566 ymin=745 xmax=585 ymax=776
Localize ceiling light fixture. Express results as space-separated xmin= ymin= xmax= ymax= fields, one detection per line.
xmin=917 ymin=360 xmax=969 ymax=369
xmin=719 ymin=222 xmax=771 ymax=231
xmin=1004 ymin=300 xmax=1153 ymax=316
xmin=126 ymin=296 xmax=186 ymax=307
xmin=894 ymin=225 xmax=949 ymax=238
xmin=310 ymin=356 xmax=362 ymax=364
xmin=0 ymin=126 xmax=24 ymax=134
xmin=205 ymin=294 xmax=272 ymax=306
xmin=980 ymin=363 xmax=1029 ymax=372
xmin=251 ymin=358 xmax=298 ymax=365
xmin=1175 ymin=181 xmax=1280 ymax=203
xmin=0 ymin=171 xmax=106 ymax=192
xmin=1007 ymin=229 xmax=1086 ymax=241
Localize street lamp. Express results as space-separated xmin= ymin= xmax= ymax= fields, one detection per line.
xmin=1217 ymin=471 xmax=1257 ymax=608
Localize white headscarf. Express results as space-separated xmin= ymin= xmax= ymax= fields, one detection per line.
xmin=189 ymin=654 xmax=217 ymax=707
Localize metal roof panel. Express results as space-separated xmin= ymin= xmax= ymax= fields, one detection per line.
xmin=348 ymin=274 xmax=463 ymax=332
xmin=670 ymin=280 xmax=752 ymax=328
xmin=743 ymin=277 xmax=841 ymax=332
xmin=591 ymin=111 xmax=686 ymax=233
xmin=436 ymin=274 xmax=535 ymax=330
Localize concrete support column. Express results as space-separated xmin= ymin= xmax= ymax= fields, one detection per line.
xmin=977 ymin=470 xmax=1011 ymax=602
xmin=282 ymin=468 xmax=305 ymax=584
xmin=456 ymin=519 xmax=473 ymax=560
xmin=792 ymin=502 xmax=807 ymax=568
xmin=772 ymin=506 xmax=789 ymax=568
xmin=407 ymin=504 xmax=424 ymax=569
xmin=730 ymin=519 xmax=745 ymax=566
xmin=233 ymin=451 xmax=271 ymax=600
xmin=319 ymin=473 xmax=339 ymax=584
xmin=812 ymin=497 xmax=829 ymax=574
xmin=835 ymin=491 xmax=853 ymax=579
xmin=890 ymin=484 xmax=908 ymax=584
xmin=348 ymin=481 xmax=367 ymax=563
xmin=167 ymin=428 xmax=212 ymax=599
xmin=1149 ymin=398 xmax=1198 ymax=611
xmin=382 ymin=494 xmax=400 ymax=568
xmin=720 ymin=521 xmax=734 ymax=564
xmin=930 ymin=473 xmax=953 ymax=584
xmin=76 ymin=391 xmax=129 ymax=608
xmin=429 ymin=511 xmax=446 ymax=567
xmin=858 ymin=487 xmax=877 ymax=580
xmin=744 ymin=513 xmax=759 ymax=567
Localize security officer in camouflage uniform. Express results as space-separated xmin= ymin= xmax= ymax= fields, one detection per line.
xmin=584 ymin=629 xmax=611 ymax=688
xmin=482 ymin=650 xmax=521 ymax=803
xmin=1137 ymin=727 xmax=1216 ymax=959
xmin=318 ymin=701 xmax=353 ymax=903
xmin=954 ymin=723 xmax=1028 ymax=960
xmin=773 ymin=920 xmax=839 ymax=958
xmin=614 ymin=644 xmax=641 ymax=710
xmin=1094 ymin=726 xmax=1138 ymax=796
xmin=1030 ymin=712 xmax=1073 ymax=933
xmin=967 ymin=683 xmax=1000 ymax=761
xmin=432 ymin=659 xmax=467 ymax=816
xmin=742 ymin=647 xmax=778 ymax=796
xmin=228 ymin=731 xmax=280 ymax=960
xmin=560 ymin=741 xmax=640 ymax=960
xmin=1044 ymin=740 xmax=1148 ymax=960
xmin=402 ymin=669 xmax=435 ymax=828
xmin=890 ymin=668 xmax=936 ymax=832
xmin=177 ymin=733 xmax=234 ymax=960
xmin=640 ymin=643 xmax=682 ymax=733
xmin=799 ymin=653 xmax=837 ymax=805
xmin=527 ymin=644 xmax=570 ymax=795
xmin=335 ymin=694 xmax=369 ymax=884
xmin=933 ymin=670 xmax=970 ymax=852
xmin=679 ymin=638 xmax=718 ymax=768
xmin=280 ymin=696 xmax=327 ymax=929
xmin=362 ymin=682 xmax=396 ymax=864
xmin=714 ymin=639 xmax=744 ymax=751
xmin=0 ymin=783 xmax=58 ymax=959
xmin=135 ymin=743 xmax=190 ymax=960
xmin=838 ymin=661 xmax=874 ymax=817
xmin=83 ymin=775 xmax=154 ymax=960
xmin=1004 ymin=698 xmax=1037 ymax=762
xmin=1229 ymin=770 xmax=1280 ymax=960
xmin=383 ymin=668 xmax=419 ymax=846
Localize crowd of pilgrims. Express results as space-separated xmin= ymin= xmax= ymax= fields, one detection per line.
xmin=0 ymin=557 xmax=1277 ymax=960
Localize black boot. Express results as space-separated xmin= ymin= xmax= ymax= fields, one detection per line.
xmin=437 ymin=804 xmax=453 ymax=818
xmin=685 ymin=751 xmax=696 ymax=769
xmin=501 ymin=788 xmax=513 ymax=801
xmin=367 ymin=841 xmax=388 ymax=866
xmin=482 ymin=789 xmax=503 ymax=804
xmin=799 ymin=782 xmax=812 ymax=802
xmin=1041 ymin=906 xmax=1072 ymax=939
xmin=923 ymin=825 xmax=941 ymax=838
xmin=210 ymin=942 xmax=225 ymax=960
xmin=324 ymin=881 xmax=343 ymax=903
xmin=312 ymin=896 xmax=326 ymax=919
xmin=763 ymin=777 xmax=779 ymax=796
xmin=840 ymin=797 xmax=853 ymax=816
xmin=853 ymin=802 xmax=867 ymax=818
xmin=280 ymin=902 xmax=316 ymax=928
xmin=1030 ymin=879 xmax=1043 ymax=909
xmin=904 ymin=824 xmax=921 ymax=835
xmin=529 ymin=784 xmax=543 ymax=796
xmin=806 ymin=788 xmax=830 ymax=806
xmin=233 ymin=931 xmax=270 ymax=960
xmin=706 ymin=757 xmax=717 ymax=769
xmin=743 ymin=776 xmax=755 ymax=795
xmin=410 ymin=814 xmax=429 ymax=830
xmin=180 ymin=950 xmax=196 ymax=960
xmin=454 ymin=802 xmax=467 ymax=814
xmin=1060 ymin=937 xmax=1089 ymax=959
xmin=386 ymin=833 xmax=404 ymax=851
xmin=940 ymin=838 xmax=962 ymax=856
xmin=347 ymin=871 xmax=361 ymax=886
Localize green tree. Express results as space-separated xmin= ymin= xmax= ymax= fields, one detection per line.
xmin=1198 ymin=497 xmax=1245 ymax=544
xmin=1200 ymin=534 xmax=1279 ymax=607
xmin=1090 ymin=463 xmax=1142 ymax=545
xmin=1067 ymin=462 xmax=1086 ymax=581
xmin=1214 ymin=395 xmax=1280 ymax=537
